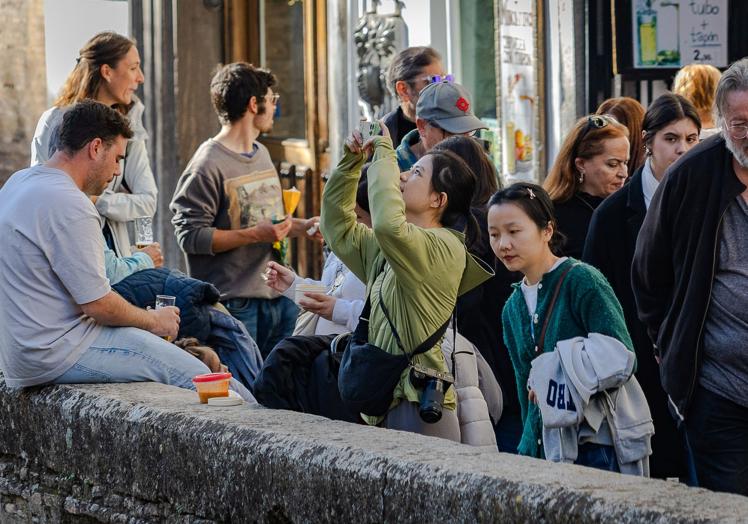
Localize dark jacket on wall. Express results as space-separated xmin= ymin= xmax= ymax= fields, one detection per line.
xmin=253 ymin=335 xmax=361 ymax=423
xmin=632 ymin=135 xmax=746 ymax=420
xmin=584 ymin=166 xmax=687 ymax=479
xmin=382 ymin=106 xmax=417 ymax=150
xmin=554 ymin=192 xmax=605 ymax=259
xmin=113 ymin=267 xmax=220 ymax=341
xmin=113 ymin=268 xmax=264 ymax=390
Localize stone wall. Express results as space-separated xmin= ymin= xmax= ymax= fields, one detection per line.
xmin=0 ymin=0 xmax=47 ymax=187
xmin=2 ymin=379 xmax=748 ymax=523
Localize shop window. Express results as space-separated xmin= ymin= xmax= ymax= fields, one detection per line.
xmin=260 ymin=0 xmax=307 ymax=139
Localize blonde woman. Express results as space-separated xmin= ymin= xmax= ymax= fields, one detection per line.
xmin=673 ymin=63 xmax=722 ymax=138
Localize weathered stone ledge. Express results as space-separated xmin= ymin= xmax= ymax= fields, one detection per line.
xmin=1 ymin=379 xmax=747 ymax=523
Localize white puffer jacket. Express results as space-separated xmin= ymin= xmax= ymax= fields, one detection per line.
xmin=441 ymin=328 xmax=501 ymax=449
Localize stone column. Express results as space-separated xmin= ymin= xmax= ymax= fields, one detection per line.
xmin=0 ymin=0 xmax=47 ymax=187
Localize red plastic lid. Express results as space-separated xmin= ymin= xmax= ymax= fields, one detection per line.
xmin=192 ymin=372 xmax=232 ymax=383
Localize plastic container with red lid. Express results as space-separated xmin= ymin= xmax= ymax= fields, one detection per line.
xmin=192 ymin=372 xmax=232 ymax=403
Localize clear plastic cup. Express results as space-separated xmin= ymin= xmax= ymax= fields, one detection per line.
xmin=134 ymin=216 xmax=154 ymax=248
xmin=155 ymin=295 xmax=176 ymax=309
xmin=192 ymin=372 xmax=232 ymax=404
xmin=155 ymin=295 xmax=176 ymax=341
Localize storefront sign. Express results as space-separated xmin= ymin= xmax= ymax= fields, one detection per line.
xmin=497 ymin=0 xmax=542 ymax=183
xmin=632 ymin=0 xmax=728 ymax=69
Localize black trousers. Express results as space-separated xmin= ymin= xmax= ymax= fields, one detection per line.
xmin=686 ymin=385 xmax=748 ymax=495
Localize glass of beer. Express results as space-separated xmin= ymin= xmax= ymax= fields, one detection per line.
xmin=134 ymin=216 xmax=153 ymax=248
xmin=155 ymin=294 xmax=176 ymax=341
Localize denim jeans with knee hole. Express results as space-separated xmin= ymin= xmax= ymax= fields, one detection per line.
xmin=223 ymin=296 xmax=298 ymax=358
xmin=52 ymin=326 xmax=255 ymax=403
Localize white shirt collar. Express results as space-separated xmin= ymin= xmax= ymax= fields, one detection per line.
xmin=641 ymin=157 xmax=660 ymax=210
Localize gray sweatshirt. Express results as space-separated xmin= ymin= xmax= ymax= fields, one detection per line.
xmin=528 ymin=333 xmax=653 ymax=476
xmin=170 ymin=139 xmax=284 ymax=300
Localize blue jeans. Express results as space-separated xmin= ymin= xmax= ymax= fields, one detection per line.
xmin=52 ymin=327 xmax=254 ymax=402
xmin=576 ymin=443 xmax=620 ymax=472
xmin=494 ymin=411 xmax=523 ymax=453
xmin=224 ymin=296 xmax=298 ymax=358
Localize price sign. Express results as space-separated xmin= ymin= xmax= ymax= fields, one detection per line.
xmin=632 ymin=0 xmax=727 ymax=69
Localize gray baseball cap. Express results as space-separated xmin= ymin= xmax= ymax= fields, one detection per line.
xmin=415 ymin=81 xmax=487 ymax=134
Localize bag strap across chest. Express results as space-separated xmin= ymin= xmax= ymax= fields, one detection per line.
xmin=534 ymin=262 xmax=578 ymax=356
xmin=356 ymin=259 xmax=450 ymax=360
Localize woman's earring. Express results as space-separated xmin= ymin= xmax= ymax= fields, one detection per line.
xmin=644 ymin=145 xmax=652 ymax=156
xmin=578 ymin=171 xmax=585 ymax=183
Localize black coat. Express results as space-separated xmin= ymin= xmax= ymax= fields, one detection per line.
xmin=584 ymin=166 xmax=687 ymax=479
xmin=457 ymin=207 xmax=521 ymax=416
xmin=253 ymin=335 xmax=361 ymax=423
xmin=382 ymin=106 xmax=416 ymax=150
xmin=554 ymin=192 xmax=604 ymax=259
xmin=632 ymin=134 xmax=745 ymax=420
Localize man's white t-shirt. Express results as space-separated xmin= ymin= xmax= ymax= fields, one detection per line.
xmin=0 ymin=166 xmax=110 ymax=387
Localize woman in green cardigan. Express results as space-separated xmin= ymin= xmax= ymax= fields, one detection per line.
xmin=487 ymin=182 xmax=634 ymax=469
xmin=320 ymin=124 xmax=492 ymax=439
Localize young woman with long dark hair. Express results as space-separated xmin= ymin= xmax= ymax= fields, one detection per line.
xmin=584 ymin=93 xmax=701 ymax=480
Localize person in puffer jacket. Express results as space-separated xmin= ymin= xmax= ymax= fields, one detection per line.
xmin=441 ymin=328 xmax=501 ymax=449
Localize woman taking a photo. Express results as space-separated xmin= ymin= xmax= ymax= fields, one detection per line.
xmin=543 ymin=115 xmax=629 ymax=258
xmin=320 ymin=124 xmax=492 ymax=439
xmin=584 ymin=93 xmax=701 ymax=480
xmin=31 ymin=31 xmax=156 ymax=258
xmin=488 ymin=183 xmax=652 ymax=472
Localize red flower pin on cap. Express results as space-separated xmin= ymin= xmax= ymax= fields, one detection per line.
xmin=456 ymin=97 xmax=470 ymax=112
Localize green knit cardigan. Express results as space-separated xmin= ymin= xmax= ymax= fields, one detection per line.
xmin=501 ymin=258 xmax=634 ymax=458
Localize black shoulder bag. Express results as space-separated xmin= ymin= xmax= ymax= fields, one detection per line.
xmin=337 ymin=264 xmax=450 ymax=417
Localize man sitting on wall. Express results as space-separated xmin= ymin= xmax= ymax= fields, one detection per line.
xmin=0 ymin=100 xmax=251 ymax=399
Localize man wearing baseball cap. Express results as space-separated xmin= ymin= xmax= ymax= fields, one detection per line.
xmin=395 ymin=80 xmax=487 ymax=171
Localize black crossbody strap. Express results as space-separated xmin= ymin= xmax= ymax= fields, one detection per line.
xmin=376 ymin=264 xmax=452 ymax=360
xmin=534 ymin=262 xmax=579 ymax=355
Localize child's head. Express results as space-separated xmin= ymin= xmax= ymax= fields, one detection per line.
xmin=487 ymin=183 xmax=564 ymax=274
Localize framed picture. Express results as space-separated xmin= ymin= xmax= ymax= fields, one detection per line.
xmin=495 ymin=0 xmax=545 ymax=184
xmin=617 ymin=0 xmax=728 ymax=76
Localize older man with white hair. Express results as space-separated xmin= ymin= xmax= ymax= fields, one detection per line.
xmin=633 ymin=57 xmax=748 ymax=495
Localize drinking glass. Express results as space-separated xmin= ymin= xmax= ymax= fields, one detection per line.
xmin=155 ymin=295 xmax=176 ymax=341
xmin=134 ymin=217 xmax=154 ymax=248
